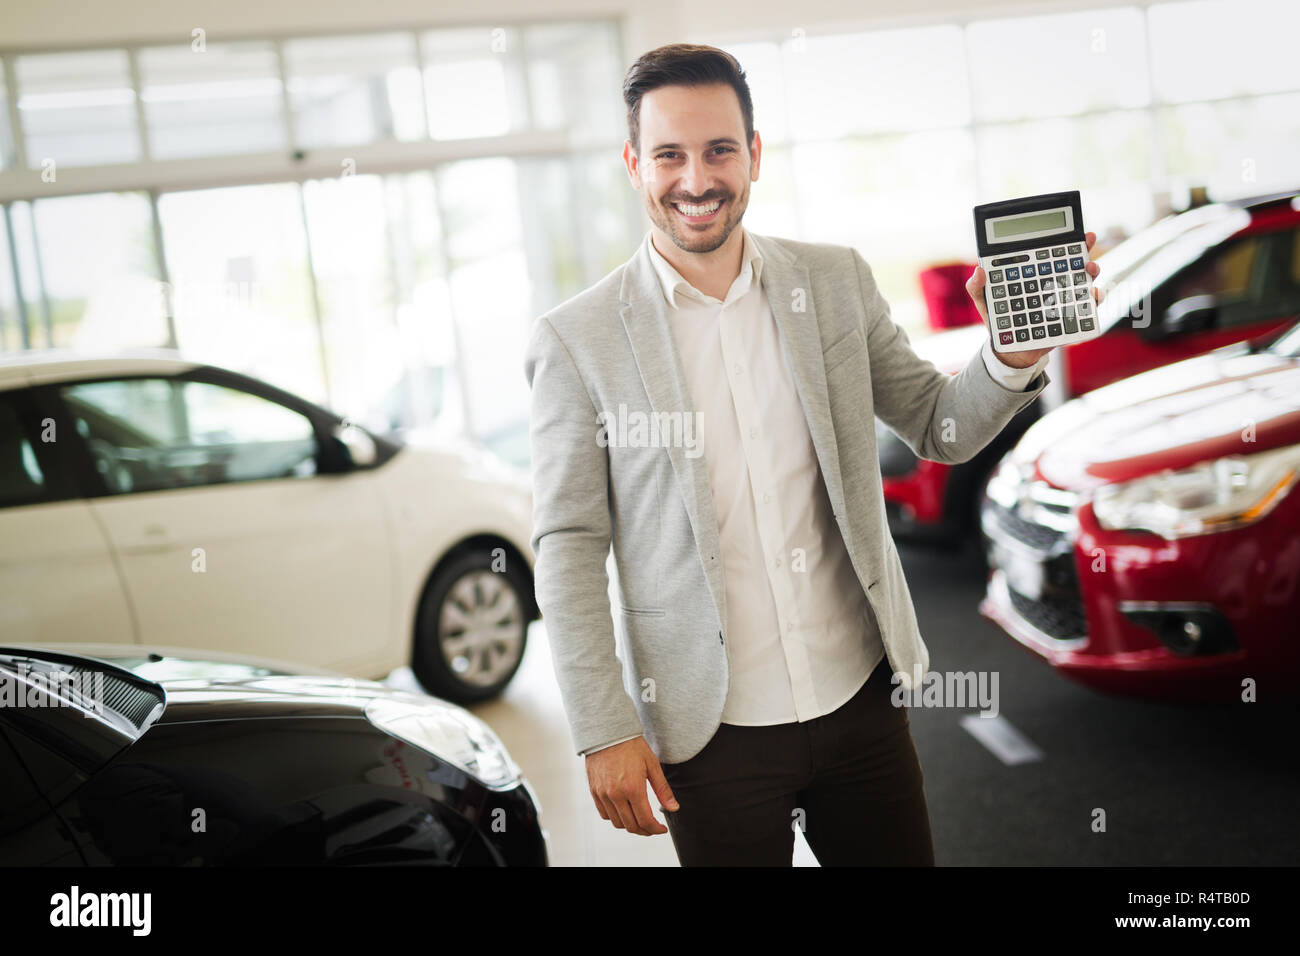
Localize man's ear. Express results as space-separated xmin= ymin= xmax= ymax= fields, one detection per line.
xmin=749 ymin=129 xmax=763 ymax=181
xmin=622 ymin=140 xmax=642 ymax=190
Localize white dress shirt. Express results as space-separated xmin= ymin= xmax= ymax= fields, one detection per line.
xmin=583 ymin=228 xmax=1047 ymax=755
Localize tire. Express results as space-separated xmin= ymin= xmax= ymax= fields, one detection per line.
xmin=412 ymin=548 xmax=530 ymax=704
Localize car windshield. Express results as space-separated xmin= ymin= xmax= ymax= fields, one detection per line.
xmin=1268 ymin=321 xmax=1300 ymax=358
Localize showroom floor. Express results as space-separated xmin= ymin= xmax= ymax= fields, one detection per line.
xmin=397 ymin=539 xmax=1300 ymax=867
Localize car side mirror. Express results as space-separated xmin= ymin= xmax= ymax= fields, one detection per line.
xmin=1146 ymin=294 xmax=1217 ymax=341
xmin=332 ymin=422 xmax=377 ymax=468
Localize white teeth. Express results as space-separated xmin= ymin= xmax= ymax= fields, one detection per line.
xmin=675 ymin=200 xmax=721 ymax=217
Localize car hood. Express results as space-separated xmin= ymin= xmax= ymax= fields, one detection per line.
xmin=21 ymin=643 xmax=453 ymax=723
xmin=1010 ymin=343 xmax=1300 ymax=491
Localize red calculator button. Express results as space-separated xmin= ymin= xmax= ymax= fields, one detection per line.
xmin=998 ymin=331 xmax=1014 ymax=345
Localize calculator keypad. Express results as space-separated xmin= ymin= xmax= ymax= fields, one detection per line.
xmin=984 ymin=242 xmax=1096 ymax=353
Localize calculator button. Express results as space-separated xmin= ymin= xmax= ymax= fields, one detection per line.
xmin=1047 ymin=323 xmax=1063 ymax=337
xmin=1072 ymin=272 xmax=1087 ymax=285
xmin=1007 ymin=282 xmax=1022 ymax=295
xmin=995 ymin=315 xmax=1011 ymax=329
xmin=994 ymin=300 xmax=1009 ymax=314
xmin=1051 ymin=246 xmax=1065 ymax=256
xmin=992 ymin=285 xmax=1006 ymax=299
xmin=1027 ymin=309 xmax=1043 ymax=322
xmin=1012 ymin=313 xmax=1028 ymax=327
xmin=1077 ymin=299 xmax=1092 ymax=315
xmin=1005 ymin=267 xmax=1020 ymax=280
xmin=1055 ymin=275 xmax=1070 ymax=289
xmin=1015 ymin=328 xmax=1029 ymax=342
xmin=1010 ymin=298 xmax=1025 ymax=310
xmin=1043 ymin=292 xmax=1057 ymax=306
xmin=999 ymin=331 xmax=1014 ymax=346
xmin=1073 ymin=288 xmax=1088 ymax=301
xmin=1063 ymin=305 xmax=1076 ymax=318
xmin=1068 ymin=243 xmax=1081 ymax=254
xmin=1053 ymin=260 xmax=1068 ymax=273
xmin=989 ymin=270 xmax=1003 ymax=282
xmin=1026 ymin=295 xmax=1041 ymax=308
xmin=1030 ymin=326 xmax=1046 ymax=340
xmin=1080 ymin=317 xmax=1095 ymax=331
xmin=1069 ymin=257 xmax=1084 ymax=270
xmin=1024 ymin=279 xmax=1038 ymax=293
xmin=1063 ymin=317 xmax=1078 ymax=334
xmin=1035 ymin=249 xmax=1050 ymax=260
xmin=1037 ymin=263 xmax=1052 ymax=276
xmin=1045 ymin=306 xmax=1060 ymax=319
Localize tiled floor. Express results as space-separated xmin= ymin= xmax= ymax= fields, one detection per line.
xmin=389 ymin=621 xmax=818 ymax=866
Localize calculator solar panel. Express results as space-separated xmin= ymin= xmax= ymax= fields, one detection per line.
xmin=973 ymin=190 xmax=1100 ymax=354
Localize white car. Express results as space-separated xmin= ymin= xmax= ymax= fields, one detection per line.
xmin=0 ymin=351 xmax=538 ymax=703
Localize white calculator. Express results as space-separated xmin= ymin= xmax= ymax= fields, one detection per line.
xmin=973 ymin=190 xmax=1098 ymax=354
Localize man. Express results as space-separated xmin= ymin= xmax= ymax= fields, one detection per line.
xmin=524 ymin=43 xmax=1104 ymax=866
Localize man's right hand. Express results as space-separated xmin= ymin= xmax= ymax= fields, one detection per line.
xmin=586 ymin=735 xmax=679 ymax=835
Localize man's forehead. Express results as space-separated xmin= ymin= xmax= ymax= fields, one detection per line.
xmin=640 ymin=84 xmax=745 ymax=139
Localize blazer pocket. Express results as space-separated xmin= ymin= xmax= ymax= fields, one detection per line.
xmin=619 ymin=605 xmax=666 ymax=618
xmin=822 ymin=326 xmax=865 ymax=374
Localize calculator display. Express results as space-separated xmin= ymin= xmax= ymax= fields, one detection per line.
xmin=992 ymin=210 xmax=1067 ymax=239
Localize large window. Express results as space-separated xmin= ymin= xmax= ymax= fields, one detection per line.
xmin=728 ymin=0 xmax=1300 ymax=330
xmin=0 ymin=19 xmax=631 ymax=445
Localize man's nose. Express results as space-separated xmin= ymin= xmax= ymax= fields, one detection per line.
xmin=678 ymin=153 xmax=712 ymax=199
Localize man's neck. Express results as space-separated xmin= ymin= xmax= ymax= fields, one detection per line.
xmin=651 ymin=226 xmax=746 ymax=301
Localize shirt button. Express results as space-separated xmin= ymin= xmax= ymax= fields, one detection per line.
xmin=762 ymin=493 xmax=772 ymax=504
xmin=733 ymin=363 xmax=743 ymax=375
xmin=774 ymin=557 xmax=782 ymax=569
xmin=750 ymin=427 xmax=758 ymax=439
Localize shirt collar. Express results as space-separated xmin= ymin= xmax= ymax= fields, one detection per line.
xmin=646 ymin=227 xmax=764 ymax=309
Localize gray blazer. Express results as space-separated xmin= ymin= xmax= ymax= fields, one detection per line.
xmin=524 ymin=231 xmax=1049 ymax=764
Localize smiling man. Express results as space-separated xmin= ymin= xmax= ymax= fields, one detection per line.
xmin=524 ymin=43 xmax=1103 ymax=866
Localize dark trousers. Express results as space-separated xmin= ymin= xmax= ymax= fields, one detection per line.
xmin=659 ymin=658 xmax=935 ymax=866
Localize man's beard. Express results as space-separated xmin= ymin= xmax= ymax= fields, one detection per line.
xmin=646 ymin=177 xmax=749 ymax=254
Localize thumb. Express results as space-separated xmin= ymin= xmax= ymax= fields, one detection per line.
xmin=966 ymin=265 xmax=984 ymax=291
xmin=646 ymin=757 xmax=679 ymax=811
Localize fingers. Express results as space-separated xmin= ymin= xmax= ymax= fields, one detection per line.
xmin=627 ymin=791 xmax=668 ymax=836
xmin=647 ymin=761 xmax=679 ymax=812
xmin=1085 ymin=230 xmax=1096 ymax=252
xmin=966 ymin=266 xmax=988 ymax=322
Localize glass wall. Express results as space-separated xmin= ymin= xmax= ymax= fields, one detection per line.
xmin=0 ymin=19 xmax=633 ymax=447
xmin=727 ymin=0 xmax=1300 ymax=330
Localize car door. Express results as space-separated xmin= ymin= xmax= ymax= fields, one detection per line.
xmin=52 ymin=373 xmax=393 ymax=673
xmin=0 ymin=386 xmax=135 ymax=646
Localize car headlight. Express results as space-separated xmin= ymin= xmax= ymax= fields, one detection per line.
xmin=1091 ymin=444 xmax=1300 ymax=539
xmin=364 ymin=697 xmax=522 ymax=789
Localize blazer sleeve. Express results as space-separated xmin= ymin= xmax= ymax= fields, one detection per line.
xmin=523 ymin=315 xmax=645 ymax=757
xmin=849 ymin=248 xmax=1050 ymax=464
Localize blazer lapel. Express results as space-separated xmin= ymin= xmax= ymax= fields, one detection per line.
xmin=751 ymin=233 xmax=850 ymax=536
xmin=619 ymin=238 xmax=728 ymax=633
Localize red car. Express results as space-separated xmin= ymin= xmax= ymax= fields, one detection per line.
xmin=979 ymin=319 xmax=1300 ymax=699
xmin=883 ymin=192 xmax=1300 ymax=542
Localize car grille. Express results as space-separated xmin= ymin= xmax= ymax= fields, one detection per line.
xmin=982 ymin=473 xmax=1088 ymax=643
xmin=1006 ymin=576 xmax=1088 ymax=641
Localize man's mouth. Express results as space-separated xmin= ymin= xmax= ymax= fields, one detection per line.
xmin=669 ymin=198 xmax=724 ymax=224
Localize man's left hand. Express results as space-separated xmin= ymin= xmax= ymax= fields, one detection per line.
xmin=966 ymin=230 xmax=1107 ymax=369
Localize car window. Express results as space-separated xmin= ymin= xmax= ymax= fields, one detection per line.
xmin=61 ymin=378 xmax=319 ymax=495
xmin=1167 ymin=236 xmax=1259 ymax=304
xmin=1290 ymin=227 xmax=1300 ymax=287
xmin=0 ymin=391 xmax=56 ymax=509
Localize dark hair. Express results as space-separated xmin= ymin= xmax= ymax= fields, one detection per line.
xmin=623 ymin=44 xmax=754 ymax=156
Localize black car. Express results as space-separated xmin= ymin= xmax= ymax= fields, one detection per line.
xmin=0 ymin=646 xmax=548 ymax=866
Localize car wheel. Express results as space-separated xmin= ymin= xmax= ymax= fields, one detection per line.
xmin=413 ymin=549 xmax=529 ymax=703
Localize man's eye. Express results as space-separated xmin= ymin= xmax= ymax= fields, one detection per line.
xmin=714 ymin=146 xmax=734 ymax=154
xmin=655 ymin=152 xmax=678 ymax=161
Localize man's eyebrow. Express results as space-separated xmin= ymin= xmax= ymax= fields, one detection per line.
xmin=649 ymin=137 xmax=743 ymax=152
